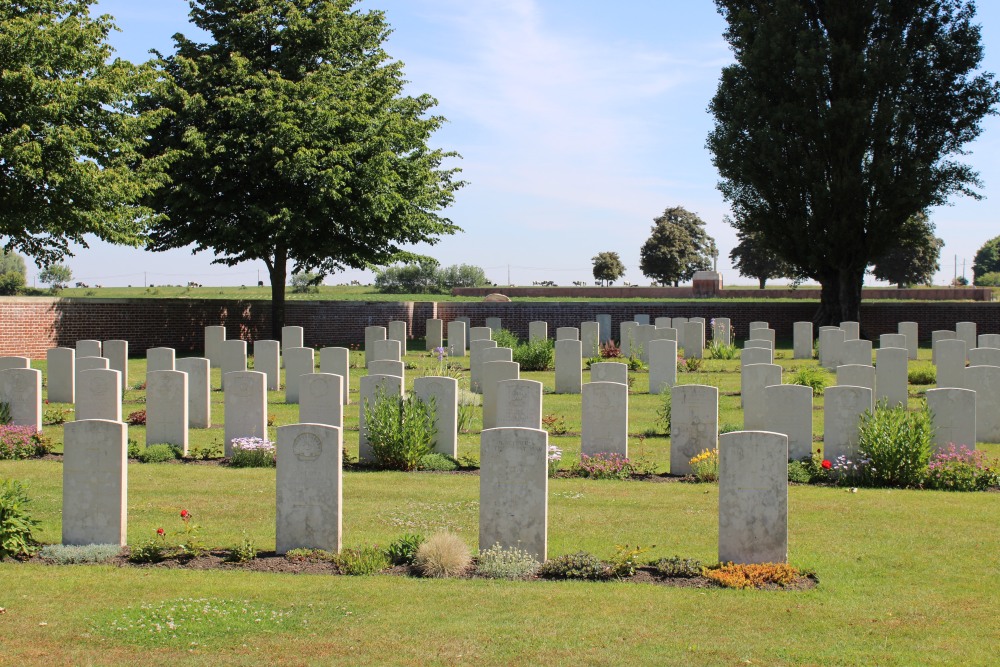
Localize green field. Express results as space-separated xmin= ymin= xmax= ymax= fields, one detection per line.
xmin=2 ymin=342 xmax=999 ymax=665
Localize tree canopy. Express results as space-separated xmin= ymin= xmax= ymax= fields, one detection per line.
xmin=708 ymin=0 xmax=999 ymax=324
xmin=870 ymin=213 xmax=943 ymax=287
xmin=38 ymin=262 xmax=72 ymax=290
xmin=591 ymin=251 xmax=626 ymax=286
xmin=639 ymin=207 xmax=716 ymax=286
xmin=972 ymin=235 xmax=1000 ymax=281
xmin=728 ymin=227 xmax=800 ymax=289
xmin=140 ymin=0 xmax=463 ymax=336
xmin=0 ymin=1 xmax=162 ymax=266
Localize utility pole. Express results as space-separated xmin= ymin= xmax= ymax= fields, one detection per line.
xmin=507 ymin=264 xmax=511 ymax=286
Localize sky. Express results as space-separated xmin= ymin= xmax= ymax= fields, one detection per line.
xmin=28 ymin=0 xmax=1000 ymax=288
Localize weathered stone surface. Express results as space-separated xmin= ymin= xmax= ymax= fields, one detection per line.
xmin=75 ymin=369 xmax=121 ymax=422
xmin=220 ymin=340 xmax=247 ymax=390
xmin=742 ymin=364 xmax=782 ymax=430
xmin=484 ymin=294 xmax=511 ymax=303
xmin=793 ymin=322 xmax=813 ymax=360
xmin=205 ymin=326 xmax=226 ymax=368
xmin=764 ymin=384 xmax=812 ymax=460
xmin=682 ymin=321 xmax=705 ymax=359
xmin=934 ymin=339 xmax=967 ymax=389
xmin=413 ymin=376 xmax=458 ymax=457
xmin=835 ymin=365 xmax=876 ymax=409
xmin=145 ymin=370 xmax=188 ymax=454
xmin=964 ymin=365 xmax=1000 ymax=443
xmin=76 ymin=356 xmax=108 ymax=372
xmin=276 ymin=423 xmax=342 ymax=554
xmin=648 ymin=338 xmax=678 ymax=394
xmin=968 ymin=347 xmax=1000 ymax=367
xmin=146 ymin=347 xmax=175 ymax=373
xmin=482 ymin=360 xmax=520 ymax=430
xmin=581 ymin=381 xmax=628 ymax=458
xmin=670 ymin=385 xmax=718 ymax=476
xmin=426 ymin=319 xmax=444 ymax=351
xmin=824 ymin=385 xmax=873 ymax=463
xmin=581 ymin=321 xmax=601 ymax=357
xmin=554 ymin=339 xmax=582 ymax=394
xmin=319 ymin=347 xmax=350 ymax=405
xmin=841 ymin=339 xmax=873 ymax=366
xmin=299 ymin=373 xmax=344 ymax=429
xmin=223 ymin=371 xmax=267 ymax=457
xmin=358 ymin=374 xmax=403 ymax=463
xmin=926 ymin=387 xmax=976 ymax=453
xmin=76 ymin=340 xmax=102 ymax=358
xmin=176 ymin=357 xmax=211 ymax=429
xmin=46 ymin=347 xmax=75 ymax=404
xmin=448 ymin=320 xmax=468 ymax=357
xmin=388 ymin=321 xmax=407 ymax=349
xmin=931 ymin=330 xmax=956 ymax=364
xmin=840 ymin=321 xmax=860 ymax=341
xmin=370 ymin=339 xmax=401 ymax=363
xmin=528 ymin=321 xmax=548 ymax=342
xmin=875 ymin=347 xmax=908 ymax=408
xmin=479 ymin=427 xmax=548 ymax=561
xmin=0 ymin=368 xmax=41 ymax=430
xmin=469 ymin=339 xmax=498 ymax=393
xmin=284 ymin=347 xmax=316 ymax=404
xmin=718 ymin=431 xmax=788 ymax=565
xmin=253 ymin=340 xmax=280 ymax=391
xmin=898 ymin=322 xmax=919 ymax=360
xmin=62 ymin=419 xmax=127 ymax=546
xmin=495 ymin=379 xmax=543 ymax=430
xmin=590 ymin=361 xmax=628 ymax=385
xmin=364 ymin=326 xmax=387 ymax=367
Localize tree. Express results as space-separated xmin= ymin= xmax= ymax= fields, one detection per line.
xmin=591 ymin=251 xmax=626 ymax=286
xmin=141 ymin=0 xmax=463 ymax=338
xmin=38 ymin=263 xmax=72 ymax=290
xmin=0 ymin=250 xmax=26 ymax=295
xmin=871 ymin=213 xmax=943 ymax=288
xmin=639 ymin=207 xmax=716 ymax=286
xmin=728 ymin=228 xmax=800 ymax=289
xmin=0 ymin=1 xmax=161 ymax=265
xmin=708 ymin=1 xmax=999 ymax=325
xmin=972 ymin=235 xmax=1000 ymax=282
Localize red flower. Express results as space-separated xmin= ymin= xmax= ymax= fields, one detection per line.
xmin=180 ymin=509 xmax=189 ymax=518
xmin=821 ymin=460 xmax=832 ymax=470
xmin=156 ymin=527 xmax=165 ymax=536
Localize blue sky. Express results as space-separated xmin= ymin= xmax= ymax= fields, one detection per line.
xmin=39 ymin=0 xmax=1000 ymax=288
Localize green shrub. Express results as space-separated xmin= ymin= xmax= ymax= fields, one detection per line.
xmin=413 ymin=532 xmax=472 ymax=578
xmin=908 ymin=367 xmax=936 ymax=385
xmin=856 ymin=402 xmax=933 ymax=488
xmin=513 ymin=338 xmax=554 ymax=371
xmin=538 ymin=552 xmax=609 ymax=580
xmin=364 ymin=388 xmax=437 ymax=471
xmin=574 ymin=453 xmax=632 ymax=480
xmin=0 ymin=479 xmax=40 ymax=559
xmin=385 ymin=534 xmax=425 ymax=565
xmin=656 ymin=387 xmax=672 ymax=433
xmin=284 ymin=548 xmax=336 ymax=562
xmin=39 ymin=543 xmax=121 ymax=564
xmin=126 ymin=410 xmax=146 ymax=425
xmin=456 ymin=390 xmax=480 ymax=434
xmin=0 ymin=271 xmax=25 ymax=296
xmin=689 ymin=448 xmax=719 ymax=482
xmin=136 ymin=443 xmax=182 ymax=463
xmin=476 ymin=543 xmax=540 ymax=580
xmin=924 ymin=444 xmax=999 ymax=491
xmin=229 ymin=437 xmax=276 ymax=468
xmin=0 ymin=425 xmax=53 ymax=460
xmin=787 ymin=460 xmax=812 ymax=483
xmin=707 ymin=340 xmax=739 ymax=359
xmin=226 ymin=533 xmax=258 ymax=563
xmin=788 ymin=367 xmax=831 ymax=395
xmin=417 ymin=453 xmax=458 ymax=471
xmin=974 ymin=271 xmax=1000 ymax=286
xmin=606 ymin=544 xmax=652 ymax=578
xmin=0 ymin=403 xmax=11 ymax=425
xmin=653 ymin=556 xmax=704 ymax=578
xmin=334 ymin=545 xmax=391 ymax=575
xmin=491 ymin=328 xmax=519 ymax=350
xmin=719 ymin=423 xmax=742 ymax=435
xmin=290 ymin=271 xmax=322 ymax=293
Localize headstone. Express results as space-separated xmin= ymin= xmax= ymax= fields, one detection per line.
xmin=204 ymin=326 xmax=226 ymax=368
xmin=793 ymin=322 xmax=813 ymax=359
xmin=718 ymin=431 xmax=788 ymax=564
xmin=281 ymin=326 xmax=305 ymax=355
xmin=145 ymin=347 xmax=174 ymax=374
xmin=740 ymin=347 xmax=772 ymax=368
xmin=671 ymin=317 xmax=689 ymax=332
xmin=479 ymin=427 xmax=548 ymax=561
xmin=283 ymin=347 xmax=315 ymax=404
xmin=682 ymin=321 xmax=705 ymax=359
xmin=388 ymin=321 xmax=407 ymax=350
xmin=656 ymin=326 xmax=679 ymax=342
xmin=581 ymin=321 xmax=601 ymax=358
xmin=358 ymin=374 xmax=403 ymax=462
xmin=495 ymin=379 xmax=543 ymax=430
xmin=176 ymin=357 xmax=210 ymax=428
xmin=836 ymin=365 xmax=876 ymax=408
xmin=0 ymin=356 xmax=29 ymax=371
xmin=714 ymin=317 xmax=732 ymax=345
xmin=819 ymin=328 xmax=846 ymax=370
xmin=76 ymin=339 xmax=102 ymax=358
xmin=748 ymin=321 xmax=768 ymax=332
xmin=619 ymin=321 xmax=639 ymax=357
xmin=648 ymin=338 xmax=678 ymax=394
xmin=596 ymin=314 xmax=612 ymax=344
xmin=964 ymin=365 xmax=1000 ymax=443
xmin=364 ymin=326 xmax=387 ymax=367
xmin=0 ymin=368 xmax=42 ymax=430
xmin=367 ymin=359 xmax=404 ymax=382
xmin=299 ymin=373 xmax=343 ymax=428
xmin=276 ymin=423 xmax=342 ymax=555
xmin=457 ymin=316 xmax=472 ymax=333
xmin=413 ymin=376 xmax=458 ymax=457
xmin=426 ymin=319 xmax=444 ymax=351
xmin=926 ymin=388 xmax=976 ymax=453
xmin=554 ymin=339 xmax=583 ymax=394
xmin=220 ymin=339 xmax=247 ymax=390
xmin=370 ymin=339 xmax=401 ymax=363
xmin=670 ymin=385 xmax=718 ymax=475
xmin=935 ymin=339 xmax=967 ymax=389
xmin=223 ymin=371 xmax=267 ymax=457
xmin=76 ymin=356 xmax=108 ymax=373
xmin=469 ymin=339 xmax=498 ymax=393
xmin=103 ymin=340 xmax=128 ymax=390
xmin=969 ymin=347 xmax=1000 ymax=367
xmin=749 ymin=328 xmax=776 ymax=346
xmin=75 ymin=369 xmax=121 ymax=422
xmin=977 ymin=333 xmax=1000 ymax=349
xmin=879 ymin=334 xmax=907 ymax=350
xmin=470 ymin=326 xmax=492 ymax=342
xmin=742 ymin=363 xmax=782 ymax=430
xmin=744 ymin=339 xmax=773 ymax=351
xmin=824 ymin=386 xmax=873 ymax=462
xmin=635 ymin=324 xmax=656 ymax=363
xmin=634 ymin=314 xmax=650 ymax=325
xmin=655 ymin=317 xmax=672 ymax=329
xmin=581 ymin=381 xmax=628 ymax=458
xmin=62 ymin=419 xmax=127 ymax=546
xmin=840 ymin=321 xmax=860 ymax=341
xmin=590 ymin=361 xmax=628 ymax=385
xmin=931 ymin=330 xmax=956 ymax=364
xmin=145 ymin=370 xmax=188 ymax=454
xmin=481 ymin=360 xmax=520 ymax=430
xmin=875 ymin=347 xmax=908 ymax=408
xmin=254 ymin=339 xmax=281 ymax=391
xmin=447 ymin=320 xmax=467 ymax=357
xmin=764 ymin=384 xmax=812 ymax=460
xmin=898 ymin=322 xmax=919 ymax=360
xmin=956 ymin=322 xmax=976 ymax=360
xmin=46 ymin=347 xmax=75 ymax=404
xmin=319 ymin=347 xmax=350 ymax=405
xmin=485 ymin=317 xmax=502 ymax=332
xmin=841 ymin=339 xmax=873 ymax=366
xmin=528 ymin=321 xmax=548 ymax=342
xmin=556 ymin=326 xmax=579 ymax=341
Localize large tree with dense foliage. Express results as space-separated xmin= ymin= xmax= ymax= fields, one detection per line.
xmin=639 ymin=207 xmax=716 ymax=286
xmin=591 ymin=251 xmax=626 ymax=286
xmin=141 ymin=0 xmax=463 ymax=337
xmin=972 ymin=235 xmax=1000 ymax=282
xmin=729 ymin=227 xmax=800 ymax=289
xmin=708 ymin=0 xmax=999 ymax=324
xmin=870 ymin=213 xmax=943 ymax=288
xmin=0 ymin=1 xmax=161 ymax=265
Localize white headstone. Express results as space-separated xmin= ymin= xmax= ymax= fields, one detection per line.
xmin=879 ymin=333 xmax=907 ymax=350
xmin=898 ymin=322 xmax=919 ymax=360
xmin=620 ymin=321 xmax=639 ymax=357
xmin=103 ymin=340 xmax=128 ymax=390
xmin=634 ymin=324 xmax=656 ymax=363
xmin=76 ymin=356 xmax=108 ymax=373
xmin=176 ymin=357 xmax=211 ymax=429
xmin=364 ymin=326 xmax=387 ymax=367
xmin=220 ymin=339 xmax=247 ymax=390
xmin=485 ymin=317 xmax=502 ymax=332
xmin=367 ymin=359 xmax=404 ymax=382
xmin=748 ymin=321 xmax=768 ymax=331
xmin=284 ymin=347 xmax=315 ymax=404
xmin=672 ymin=317 xmax=689 ymax=331
xmin=931 ymin=330 xmax=956 ymax=364
xmin=670 ymin=385 xmax=718 ymax=476
xmin=0 ymin=356 xmax=29 ymax=371
xmin=824 ymin=385 xmax=873 ymax=463
xmin=62 ymin=419 xmax=127 ymax=546
xmin=482 ymin=360 xmax=520 ymax=430
xmin=714 ymin=318 xmax=732 ymax=346
xmin=556 ymin=327 xmax=579 ymax=341
xmin=741 ymin=346 xmax=772 ymax=367
xmin=657 ymin=327 xmax=679 ymax=342
xmin=426 ymin=319 xmax=444 ymax=351
xmin=926 ymin=387 xmax=976 ymax=453
xmin=479 ymin=427 xmax=548 ymax=561
xmin=413 ymin=376 xmax=458 ymax=457
xmin=281 ymin=325 xmax=305 ymax=353
xmin=632 ymin=314 xmax=649 ymax=325
xmin=934 ymin=338 xmax=967 ymax=389
xmin=469 ymin=339 xmax=498 ymax=393
xmin=956 ymin=322 xmax=976 ymax=360
xmin=370 ymin=339 xmax=401 ymax=363
xmin=223 ymin=371 xmax=267 ymax=457
xmin=648 ymin=338 xmax=678 ymax=395
xmin=75 ymin=369 xmax=121 ymax=422
xmin=276 ymin=423 xmax=342 ymax=554
xmin=470 ymin=326 xmax=492 ymax=342
xmin=718 ymin=431 xmax=788 ymax=564
xmin=793 ymin=322 xmax=813 ymax=359
xmin=840 ymin=321 xmax=860 ymax=341
xmin=655 ymin=317 xmax=672 ymax=329
xmin=977 ymin=333 xmax=1000 ymax=349
xmin=596 ymin=314 xmax=612 ymax=343
xmin=835 ymin=365 xmax=876 ymax=408
xmin=841 ymin=339 xmax=873 ymax=366
xmin=319 ymin=347 xmax=350 ymax=405
xmin=388 ymin=321 xmax=407 ymax=350
xmin=495 ymin=379 xmax=543 ymax=430
xmin=581 ymin=321 xmax=601 ymax=358
xmin=964 ymin=365 xmax=1000 ymax=443
xmin=145 ymin=370 xmax=188 ymax=454
xmin=581 ymin=381 xmax=628 ymax=458
xmin=750 ymin=328 xmax=776 ymax=346
xmin=447 ymin=320 xmax=467 ymax=357
xmin=968 ymin=347 xmax=1000 ymax=367
xmin=528 ymin=321 xmax=548 ymax=342
xmin=875 ymin=347 xmax=908 ymax=408
xmin=254 ymin=339 xmax=281 ymax=391
xmin=146 ymin=347 xmax=175 ymax=373
xmin=76 ymin=340 xmax=102 ymax=358
xmin=764 ymin=384 xmax=813 ymax=460
xmin=0 ymin=368 xmax=41 ymax=430
xmin=819 ymin=328 xmax=846 ymax=370
xmin=46 ymin=347 xmax=75 ymax=404
xmin=744 ymin=339 xmax=773 ymax=351
xmin=299 ymin=373 xmax=343 ymax=428
xmin=682 ymin=321 xmax=705 ymax=359
xmin=554 ymin=339 xmax=582 ymax=394
xmin=742 ymin=363 xmax=782 ymax=430
xmin=204 ymin=326 xmax=226 ymax=368
xmin=590 ymin=361 xmax=628 ymax=386
xmin=358 ymin=374 xmax=403 ymax=462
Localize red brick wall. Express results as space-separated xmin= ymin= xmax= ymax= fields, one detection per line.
xmin=2 ymin=297 xmax=999 ymax=358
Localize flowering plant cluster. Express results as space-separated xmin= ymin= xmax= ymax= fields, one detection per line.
xmin=688 ymin=448 xmax=719 ymax=483
xmin=229 ymin=437 xmax=276 ymax=468
xmin=925 ymin=444 xmax=998 ymax=492
xmin=547 ymin=445 xmax=562 ymax=478
xmin=829 ymin=455 xmax=872 ymax=486
xmin=0 ymin=425 xmax=52 ymax=460
xmin=573 ymin=452 xmax=632 ymax=480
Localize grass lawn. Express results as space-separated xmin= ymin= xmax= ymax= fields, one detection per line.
xmin=1 ymin=340 xmax=998 ymax=665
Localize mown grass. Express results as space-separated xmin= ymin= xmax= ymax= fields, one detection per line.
xmin=3 ymin=339 xmax=999 ymax=665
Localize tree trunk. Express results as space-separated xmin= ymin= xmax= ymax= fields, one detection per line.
xmin=758 ymin=277 xmax=766 ymax=290
xmin=837 ymin=268 xmax=864 ymax=325
xmin=266 ymin=249 xmax=287 ymax=340
xmin=813 ymin=268 xmax=864 ymax=329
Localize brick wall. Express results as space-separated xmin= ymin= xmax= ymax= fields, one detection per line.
xmin=2 ymin=297 xmax=999 ymax=358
